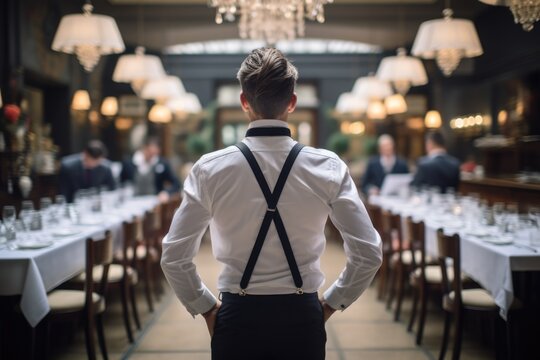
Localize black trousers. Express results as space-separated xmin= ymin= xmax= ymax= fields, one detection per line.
xmin=211 ymin=292 xmax=327 ymax=360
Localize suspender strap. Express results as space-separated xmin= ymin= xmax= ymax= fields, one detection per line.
xmin=235 ymin=142 xmax=304 ymax=294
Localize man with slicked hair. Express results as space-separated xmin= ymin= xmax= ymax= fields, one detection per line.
xmin=161 ymin=48 xmax=382 ymax=360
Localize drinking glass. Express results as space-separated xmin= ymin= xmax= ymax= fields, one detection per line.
xmin=40 ymin=197 xmax=52 ymax=211
xmin=2 ymin=206 xmax=16 ymax=226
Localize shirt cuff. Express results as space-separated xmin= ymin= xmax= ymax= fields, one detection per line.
xmin=185 ymin=286 xmax=218 ymax=317
xmin=323 ymin=283 xmax=351 ymax=312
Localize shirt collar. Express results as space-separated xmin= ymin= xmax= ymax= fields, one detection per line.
xmin=428 ymin=148 xmax=446 ymax=158
xmin=248 ymin=119 xmax=289 ymax=129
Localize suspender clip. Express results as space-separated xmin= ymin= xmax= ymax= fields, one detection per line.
xmin=296 ymin=288 xmax=304 ymax=295
xmin=239 ymin=289 xmax=247 ymax=296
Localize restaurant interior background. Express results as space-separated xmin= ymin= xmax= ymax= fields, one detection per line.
xmin=1 ymin=0 xmax=540 ymax=359
xmin=1 ymin=0 xmax=539 ymax=207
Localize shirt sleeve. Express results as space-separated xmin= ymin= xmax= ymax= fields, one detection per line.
xmin=323 ymin=159 xmax=383 ymax=311
xmin=160 ymin=161 xmax=217 ymax=316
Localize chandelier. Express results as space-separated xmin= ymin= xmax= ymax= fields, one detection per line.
xmin=479 ymin=0 xmax=540 ymax=31
xmin=113 ymin=47 xmax=166 ymax=95
xmin=52 ymin=3 xmax=124 ymax=72
xmin=209 ymin=0 xmax=334 ymax=44
xmin=412 ymin=8 xmax=483 ymax=77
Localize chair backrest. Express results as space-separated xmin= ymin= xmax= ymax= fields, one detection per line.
xmin=85 ymin=231 xmax=113 ymax=312
xmin=122 ymin=217 xmax=141 ymax=268
xmin=161 ymin=195 xmax=181 ymax=236
xmin=405 ymin=217 xmax=426 ymax=269
xmin=436 ymin=229 xmax=462 ymax=308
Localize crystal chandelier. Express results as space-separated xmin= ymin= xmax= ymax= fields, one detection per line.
xmin=412 ymin=8 xmax=483 ymax=77
xmin=52 ymin=2 xmax=125 ymax=72
xmin=113 ymin=47 xmax=167 ymax=95
xmin=209 ymin=0 xmax=334 ymax=44
xmin=479 ymin=0 xmax=540 ymax=31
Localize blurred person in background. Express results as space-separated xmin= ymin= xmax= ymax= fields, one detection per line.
xmin=59 ymin=140 xmax=116 ymax=203
xmin=120 ymin=137 xmax=181 ymax=202
xmin=411 ymin=131 xmax=460 ymax=193
xmin=361 ymin=134 xmax=409 ymax=197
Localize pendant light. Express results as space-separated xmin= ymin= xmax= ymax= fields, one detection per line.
xmin=352 ymin=76 xmax=393 ymax=100
xmin=71 ymin=90 xmax=91 ymax=110
xmin=52 ymin=1 xmax=125 ymax=72
xmin=101 ymin=97 xmax=118 ymax=116
xmin=113 ymin=6 xmax=166 ymax=95
xmin=148 ymin=104 xmax=172 ymax=123
xmin=376 ymin=48 xmax=428 ymax=95
xmin=166 ymin=93 xmax=203 ymax=115
xmin=141 ymin=76 xmax=186 ymax=103
xmin=367 ymin=100 xmax=387 ymax=120
xmin=412 ymin=5 xmax=483 ymax=77
xmin=424 ymin=110 xmax=443 ymax=128
xmin=384 ymin=94 xmax=408 ymax=115
xmin=335 ymin=92 xmax=368 ymax=115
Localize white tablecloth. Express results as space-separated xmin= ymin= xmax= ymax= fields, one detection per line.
xmin=370 ymin=195 xmax=540 ymax=319
xmin=0 ymin=196 xmax=158 ymax=327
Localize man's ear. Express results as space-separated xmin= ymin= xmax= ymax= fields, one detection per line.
xmin=287 ymin=93 xmax=298 ymax=113
xmin=240 ymin=92 xmax=250 ymax=112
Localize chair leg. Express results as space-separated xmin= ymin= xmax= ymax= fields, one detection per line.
xmin=451 ymin=309 xmax=463 ymax=360
xmin=96 ymin=314 xmax=108 ymax=360
xmin=120 ymin=281 xmax=134 ymax=343
xmin=84 ymin=314 xmax=97 ymax=360
xmin=377 ymin=258 xmax=388 ymax=301
xmin=394 ymin=264 xmax=405 ymax=321
xmin=129 ymin=284 xmax=142 ymax=330
xmin=386 ymin=263 xmax=397 ymax=310
xmin=439 ymin=311 xmax=452 ymax=360
xmin=408 ymin=285 xmax=419 ymax=332
xmin=143 ymin=259 xmax=155 ymax=312
xmin=416 ymin=284 xmax=429 ymax=345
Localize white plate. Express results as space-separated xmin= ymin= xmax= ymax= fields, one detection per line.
xmin=78 ymin=218 xmax=102 ymax=226
xmin=483 ymin=238 xmax=513 ymax=245
xmin=17 ymin=240 xmax=54 ymax=250
xmin=51 ymin=228 xmax=81 ymax=237
xmin=465 ymin=229 xmax=491 ymax=237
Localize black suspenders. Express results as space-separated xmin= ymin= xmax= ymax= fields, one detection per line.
xmin=235 ymin=138 xmax=304 ymax=296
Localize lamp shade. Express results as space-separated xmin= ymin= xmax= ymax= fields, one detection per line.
xmin=367 ymin=100 xmax=387 ymax=120
xmin=166 ymin=93 xmax=202 ymax=114
xmin=113 ymin=47 xmax=166 ymax=94
xmin=424 ymin=110 xmax=443 ymax=128
xmin=72 ymin=90 xmax=91 ymax=110
xmin=384 ymin=94 xmax=408 ymax=115
xmin=52 ymin=4 xmax=125 ymax=72
xmin=148 ymin=104 xmax=172 ymax=123
xmin=352 ymin=76 xmax=393 ymax=100
xmin=335 ymin=92 xmax=368 ymax=114
xmin=376 ymin=48 xmax=428 ymax=95
xmin=101 ymin=97 xmax=118 ymax=116
xmin=412 ymin=8 xmax=483 ymax=76
xmin=141 ymin=76 xmax=186 ymax=102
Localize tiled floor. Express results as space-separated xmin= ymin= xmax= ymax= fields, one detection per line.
xmin=54 ymin=236 xmax=495 ymax=360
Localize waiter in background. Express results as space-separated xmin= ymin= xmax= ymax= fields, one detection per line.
xmin=161 ymin=48 xmax=382 ymax=360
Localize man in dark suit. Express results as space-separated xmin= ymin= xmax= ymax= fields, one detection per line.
xmin=120 ymin=137 xmax=181 ymax=202
xmin=411 ymin=131 xmax=460 ymax=193
xmin=59 ymin=140 xmax=116 ymax=203
xmin=361 ymin=134 xmax=409 ymax=197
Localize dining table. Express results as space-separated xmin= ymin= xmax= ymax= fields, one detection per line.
xmin=369 ymin=194 xmax=540 ymax=320
xmin=0 ymin=194 xmax=159 ymax=328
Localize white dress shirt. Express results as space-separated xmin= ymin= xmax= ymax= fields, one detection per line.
xmin=161 ymin=119 xmax=382 ymax=316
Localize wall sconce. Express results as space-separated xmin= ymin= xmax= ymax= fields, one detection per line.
xmin=424 ymin=110 xmax=442 ymax=128
xmin=71 ymin=90 xmax=91 ymax=110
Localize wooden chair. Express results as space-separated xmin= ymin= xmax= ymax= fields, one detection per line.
xmin=385 ymin=212 xmax=406 ymax=313
xmin=160 ymin=194 xmax=181 ymax=238
xmin=37 ymin=232 xmax=113 ymax=360
xmin=77 ymin=218 xmax=141 ymax=343
xmin=436 ymin=229 xmax=516 ymax=360
xmin=137 ymin=208 xmax=162 ymax=312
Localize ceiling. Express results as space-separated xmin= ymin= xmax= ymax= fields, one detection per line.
xmin=90 ymin=0 xmax=490 ymax=52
